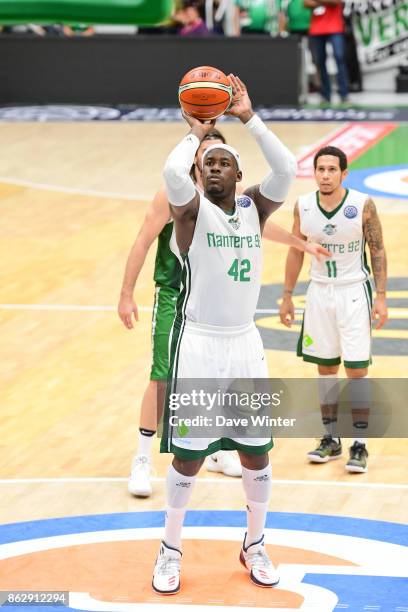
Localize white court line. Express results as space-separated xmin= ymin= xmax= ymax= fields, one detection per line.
xmin=0 ymin=304 xmax=293 ymax=314
xmin=0 ymin=477 xmax=407 ymax=489
xmin=2 ymin=304 xmax=408 ymax=316
xmin=0 ymin=175 xmax=138 ymax=200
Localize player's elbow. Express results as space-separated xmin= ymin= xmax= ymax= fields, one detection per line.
xmin=287 ymin=153 xmax=298 ymax=179
xmin=259 ymin=159 xmax=296 ymax=202
xmin=270 ymin=150 xmax=297 ymax=187
xmin=163 ymin=159 xmax=189 ymax=190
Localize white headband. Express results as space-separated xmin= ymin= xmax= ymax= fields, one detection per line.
xmin=202 ymin=144 xmax=242 ymax=172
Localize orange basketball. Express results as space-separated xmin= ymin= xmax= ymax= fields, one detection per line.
xmin=178 ymin=66 xmax=232 ymax=121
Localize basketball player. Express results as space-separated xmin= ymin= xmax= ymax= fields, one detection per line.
xmin=119 ymin=133 xmax=329 ymax=498
xmin=119 ymin=130 xmax=244 ymax=498
xmin=152 ymin=74 xmax=298 ymax=594
xmin=280 ymin=146 xmax=388 ymax=473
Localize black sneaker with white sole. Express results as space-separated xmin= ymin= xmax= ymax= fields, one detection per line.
xmin=307 ymin=435 xmax=342 ymax=463
xmin=345 ymin=442 xmax=368 ymax=473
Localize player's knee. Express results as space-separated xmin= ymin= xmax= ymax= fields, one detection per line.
xmin=318 ymin=364 xmax=339 ymax=375
xmin=345 ymin=367 xmax=368 ymax=379
xmin=172 ymin=456 xmax=204 ymax=477
xmin=238 ymin=451 xmax=269 ymax=471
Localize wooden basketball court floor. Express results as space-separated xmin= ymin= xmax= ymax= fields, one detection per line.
xmin=0 ymin=120 xmax=407 ymax=536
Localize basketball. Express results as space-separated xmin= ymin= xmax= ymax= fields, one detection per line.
xmin=178 ymin=66 xmax=232 ymax=121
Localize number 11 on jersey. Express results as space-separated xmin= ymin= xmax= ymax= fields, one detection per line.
xmin=228 ymin=258 xmax=251 ymax=282
xmin=326 ymin=260 xmax=337 ymax=278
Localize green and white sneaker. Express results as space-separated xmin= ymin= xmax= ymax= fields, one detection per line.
xmin=307 ymin=435 xmax=342 ymax=463
xmin=345 ymin=442 xmax=368 ymax=473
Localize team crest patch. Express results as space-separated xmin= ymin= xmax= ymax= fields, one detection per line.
xmin=323 ymin=223 xmax=337 ymax=236
xmin=237 ymin=196 xmax=251 ymax=208
xmin=228 ymin=216 xmax=241 ymax=230
xmin=344 ymin=205 xmax=358 ymax=219
xmin=303 ymin=334 xmax=314 ymax=348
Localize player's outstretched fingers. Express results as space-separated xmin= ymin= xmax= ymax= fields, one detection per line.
xmin=235 ymin=76 xmax=247 ymax=92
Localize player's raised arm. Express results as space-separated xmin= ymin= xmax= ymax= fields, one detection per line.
xmin=279 ymin=202 xmax=307 ymax=327
xmin=363 ymin=197 xmax=388 ymax=329
xmin=227 ymin=74 xmax=297 ymax=227
xmin=163 ymin=113 xmax=217 ymax=252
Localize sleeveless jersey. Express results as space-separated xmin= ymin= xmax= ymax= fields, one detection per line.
xmin=153 ymin=221 xmax=182 ymax=290
xmin=299 ymin=188 xmax=370 ymax=285
xmin=176 ymin=194 xmax=262 ymax=327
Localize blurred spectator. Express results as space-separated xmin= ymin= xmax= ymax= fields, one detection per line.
xmin=278 ymin=0 xmax=320 ymax=93
xmin=0 ymin=24 xmax=57 ymax=36
xmin=174 ymin=0 xmax=212 ymax=36
xmin=0 ymin=23 xmax=93 ymax=36
xmin=305 ymin=0 xmax=349 ymax=104
xmin=279 ymin=0 xmax=311 ymax=35
xmin=62 ymin=24 xmax=95 ymax=36
xmin=208 ymin=0 xmax=241 ymax=36
xmin=236 ymin=0 xmax=278 ymax=35
xmin=344 ymin=12 xmax=362 ymax=92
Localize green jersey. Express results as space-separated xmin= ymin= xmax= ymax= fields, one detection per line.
xmin=278 ymin=0 xmax=311 ymax=33
xmin=153 ymin=221 xmax=182 ymax=290
xmin=236 ymin=0 xmax=278 ymax=34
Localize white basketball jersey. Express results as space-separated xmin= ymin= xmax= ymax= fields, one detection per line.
xmin=299 ymin=188 xmax=369 ymax=285
xmin=176 ymin=194 xmax=262 ymax=327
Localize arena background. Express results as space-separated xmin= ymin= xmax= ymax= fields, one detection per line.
xmin=0 ymin=1 xmax=407 ymax=611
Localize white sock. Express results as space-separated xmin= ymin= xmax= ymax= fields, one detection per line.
xmin=164 ymin=464 xmax=196 ymax=550
xmin=318 ymin=374 xmax=339 ymax=440
xmin=137 ymin=428 xmax=155 ymax=459
xmin=242 ymin=464 xmax=272 ymax=546
xmin=164 ymin=507 xmax=186 ymax=551
xmin=349 ymin=375 xmax=370 ymax=446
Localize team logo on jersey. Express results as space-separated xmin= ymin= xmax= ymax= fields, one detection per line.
xmin=228 ymin=216 xmax=241 ymax=230
xmin=303 ymin=334 xmax=314 ymax=348
xmin=322 ymin=223 xmax=337 ymax=235
xmin=344 ymin=205 xmax=358 ymax=219
xmin=237 ymin=196 xmax=251 ymax=208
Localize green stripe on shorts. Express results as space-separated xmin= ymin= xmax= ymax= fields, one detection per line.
xmin=170 ymin=438 xmax=274 ymax=460
xmin=150 ymin=286 xmax=179 ymax=381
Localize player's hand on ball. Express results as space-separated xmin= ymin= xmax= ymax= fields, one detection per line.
xmin=372 ymin=296 xmax=388 ymax=330
xmin=280 ymin=295 xmax=295 ymax=328
xmin=304 ymin=242 xmax=332 ymax=262
xmin=227 ymin=74 xmax=253 ymax=122
xmin=118 ymin=294 xmax=139 ymax=329
xmin=182 ymin=110 xmax=216 ymax=136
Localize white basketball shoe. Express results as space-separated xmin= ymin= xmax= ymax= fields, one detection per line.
xmin=152 ymin=541 xmax=182 ymax=594
xmin=128 ymin=455 xmax=152 ymax=497
xmin=205 ymin=451 xmax=242 ymax=477
xmin=239 ymin=533 xmax=279 ymax=587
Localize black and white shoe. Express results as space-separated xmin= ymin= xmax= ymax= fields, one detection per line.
xmin=307 ymin=435 xmax=342 ymax=463
xmin=346 ymin=442 xmax=368 ymax=473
